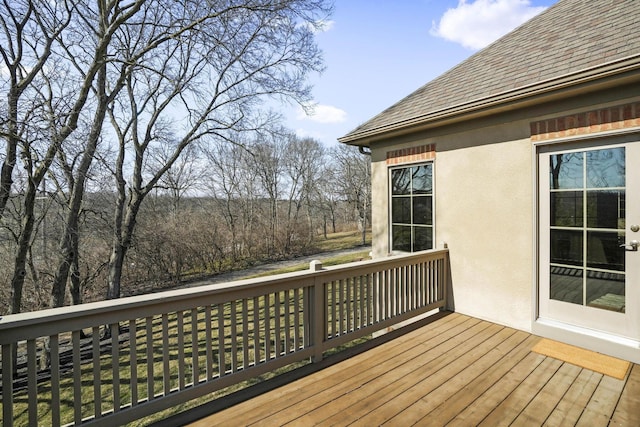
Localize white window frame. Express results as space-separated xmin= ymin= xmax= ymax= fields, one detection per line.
xmin=388 ymin=161 xmax=435 ymax=253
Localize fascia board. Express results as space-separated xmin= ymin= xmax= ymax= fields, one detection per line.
xmin=339 ymin=54 xmax=640 ymax=147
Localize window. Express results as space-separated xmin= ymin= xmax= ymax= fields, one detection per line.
xmin=390 ymin=163 xmax=433 ymax=252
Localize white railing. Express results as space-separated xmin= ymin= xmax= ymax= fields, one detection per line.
xmin=0 ymin=249 xmax=448 ymax=427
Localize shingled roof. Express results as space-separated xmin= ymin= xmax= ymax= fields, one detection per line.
xmin=339 ymin=0 xmax=640 ymax=145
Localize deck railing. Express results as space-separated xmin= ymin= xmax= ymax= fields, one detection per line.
xmin=0 ymin=249 xmax=448 ymax=427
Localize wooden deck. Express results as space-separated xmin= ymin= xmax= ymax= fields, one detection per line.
xmin=182 ymin=312 xmax=640 ymax=426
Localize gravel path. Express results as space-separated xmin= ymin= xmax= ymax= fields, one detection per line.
xmin=181 ymin=245 xmax=372 ymax=289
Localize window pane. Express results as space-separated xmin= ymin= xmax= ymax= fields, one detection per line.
xmin=391 ymin=168 xmax=411 ymax=195
xmin=390 ymin=162 xmax=434 ymax=253
xmin=586 ymin=231 xmax=625 ymax=271
xmin=413 ymin=226 xmax=433 ymax=251
xmin=586 ymin=190 xmax=624 ymax=229
xmin=550 ymin=267 xmax=583 ymax=305
xmin=412 ymin=164 xmax=432 ymax=194
xmin=586 ymin=148 xmax=625 ymax=188
xmin=392 ymin=225 xmax=411 ymax=252
xmin=550 ymin=229 xmax=583 ymax=266
xmin=550 ymin=191 xmax=583 ymax=227
xmin=550 ymin=152 xmax=583 ymax=189
xmin=391 ymin=197 xmax=411 ymax=224
xmin=412 ymin=196 xmax=432 ymax=225
xmin=586 ymin=271 xmax=625 ymax=312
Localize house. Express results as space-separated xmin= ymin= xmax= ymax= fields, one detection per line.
xmin=2 ymin=1 xmax=640 ymax=425
xmin=339 ymin=0 xmax=640 ymax=363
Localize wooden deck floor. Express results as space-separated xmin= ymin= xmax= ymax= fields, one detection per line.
xmin=184 ymin=312 xmax=640 ymax=426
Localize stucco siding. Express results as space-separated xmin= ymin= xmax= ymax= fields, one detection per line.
xmin=436 ymin=130 xmax=533 ymax=331
xmin=370 ymin=119 xmax=534 ymax=331
xmin=368 ymin=90 xmax=640 ymax=334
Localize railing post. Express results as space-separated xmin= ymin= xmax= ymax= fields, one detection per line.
xmin=310 ymin=260 xmax=324 ymax=362
xmin=441 ymin=243 xmax=450 ymax=311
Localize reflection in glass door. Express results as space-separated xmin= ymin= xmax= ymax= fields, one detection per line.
xmin=539 ymin=140 xmax=639 ymax=342
xmin=549 ymin=148 xmax=626 ymax=312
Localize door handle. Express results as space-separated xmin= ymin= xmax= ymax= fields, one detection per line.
xmin=620 ymin=240 xmax=639 ymax=251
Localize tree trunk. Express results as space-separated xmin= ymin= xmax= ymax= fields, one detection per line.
xmin=107 ymin=242 xmax=126 ymax=300
xmin=50 ymin=63 xmax=107 ymax=308
xmin=8 ymin=186 xmax=37 ymax=315
xmin=70 ymin=243 xmax=82 ymax=305
xmin=107 ymin=192 xmax=143 ymax=300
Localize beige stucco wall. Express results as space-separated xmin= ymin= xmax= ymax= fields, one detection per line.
xmin=368 ymin=88 xmax=640 ymax=333
xmin=371 ymin=119 xmax=534 ymax=331
xmin=437 ymin=129 xmax=533 ymax=330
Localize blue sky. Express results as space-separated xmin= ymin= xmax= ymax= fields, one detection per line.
xmin=286 ymin=0 xmax=558 ymax=146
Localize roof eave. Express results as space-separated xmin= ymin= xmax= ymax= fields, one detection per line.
xmin=339 ymin=54 xmax=640 ymax=147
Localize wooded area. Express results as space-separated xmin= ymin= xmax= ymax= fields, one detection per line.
xmin=0 ymin=0 xmax=371 ymax=315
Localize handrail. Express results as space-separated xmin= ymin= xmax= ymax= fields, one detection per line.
xmin=0 ymin=249 xmax=448 ymax=427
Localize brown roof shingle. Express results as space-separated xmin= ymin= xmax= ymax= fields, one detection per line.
xmin=340 ymin=0 xmax=640 ymax=144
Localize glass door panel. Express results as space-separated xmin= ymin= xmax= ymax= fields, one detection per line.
xmin=548 ymin=147 xmax=625 ymax=311
xmin=539 ymin=139 xmax=639 ymax=341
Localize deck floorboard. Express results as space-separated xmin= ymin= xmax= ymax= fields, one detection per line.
xmin=185 ymin=313 xmax=638 ymax=427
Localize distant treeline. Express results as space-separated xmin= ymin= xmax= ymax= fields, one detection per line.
xmin=0 ymin=137 xmax=370 ymax=314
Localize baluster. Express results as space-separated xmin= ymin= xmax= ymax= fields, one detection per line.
xmin=284 ymin=290 xmax=291 ymax=354
xmin=242 ymin=299 xmax=249 ymax=369
xmin=346 ymin=278 xmax=351 ymax=333
xmin=50 ymin=335 xmax=60 ymax=427
xmin=274 ymin=292 xmax=281 ymax=357
xmin=253 ymin=297 xmax=260 ymax=366
xmin=331 ymin=281 xmax=337 ymax=338
xmin=264 ymin=295 xmax=272 ymax=360
xmin=177 ymin=311 xmax=185 ymax=390
xmin=162 ymin=314 xmax=170 ymax=395
xmin=129 ymin=320 xmax=138 ymax=406
xmin=191 ymin=309 xmax=199 ymax=385
xmin=359 ymin=275 xmax=365 ymax=330
xmin=205 ymin=305 xmax=213 ymax=380
xmin=217 ymin=303 xmax=225 ymax=376
xmin=145 ymin=317 xmax=154 ymax=401
xmin=110 ymin=323 xmax=121 ymax=412
xmin=294 ymin=288 xmax=301 ymax=350
xmin=231 ymin=301 xmax=238 ymax=371
xmin=432 ymin=259 xmax=437 ymax=303
xmin=92 ymin=326 xmax=101 ymax=418
xmin=28 ymin=339 xmax=38 ymax=425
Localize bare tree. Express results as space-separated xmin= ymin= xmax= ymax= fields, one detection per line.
xmin=204 ymin=139 xmax=257 ymax=262
xmin=0 ymin=0 xmax=153 ymax=314
xmin=0 ymin=0 xmax=72 ymax=219
xmin=104 ymin=0 xmax=331 ymax=300
xmin=282 ymin=135 xmax=325 ymax=250
xmin=155 ymin=144 xmax=204 ymax=214
xmin=332 ymin=144 xmax=371 ymax=245
xmin=48 ymin=0 xmax=152 ymax=309
xmin=250 ymin=132 xmax=286 ymax=256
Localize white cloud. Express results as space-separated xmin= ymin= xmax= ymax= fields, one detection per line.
xmin=296 ymin=103 xmax=347 ymax=123
xmin=302 ymin=19 xmax=335 ymax=34
xmin=294 ymin=128 xmax=327 ymax=141
xmin=430 ymin=0 xmax=547 ymax=50
xmin=316 ymin=19 xmax=335 ymax=32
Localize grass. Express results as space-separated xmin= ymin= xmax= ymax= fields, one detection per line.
xmin=4 ymin=229 xmax=374 ymax=426
xmin=241 ymin=229 xmax=372 ymax=279
xmin=313 ymin=229 xmax=371 ymax=252
xmin=7 ymin=282 xmax=373 ymax=426
xmin=243 ymin=250 xmax=371 ymax=279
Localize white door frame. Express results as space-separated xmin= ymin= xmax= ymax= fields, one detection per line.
xmin=532 ymin=129 xmax=640 ymax=364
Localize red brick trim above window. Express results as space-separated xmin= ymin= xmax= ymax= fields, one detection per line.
xmin=386 ymin=144 xmax=435 ymax=165
xmin=530 ymin=102 xmax=640 ymax=141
